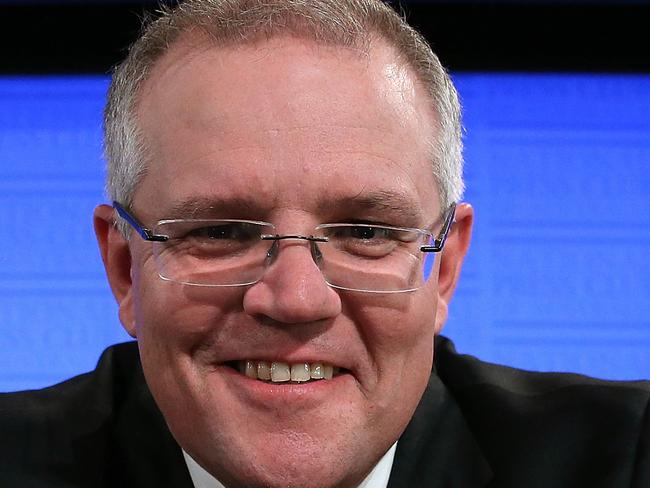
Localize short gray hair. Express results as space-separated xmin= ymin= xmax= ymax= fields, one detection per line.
xmin=104 ymin=0 xmax=464 ymax=231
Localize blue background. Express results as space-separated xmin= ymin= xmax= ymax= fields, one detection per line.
xmin=0 ymin=73 xmax=648 ymax=392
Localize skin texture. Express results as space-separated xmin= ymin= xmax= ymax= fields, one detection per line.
xmin=94 ymin=34 xmax=473 ymax=488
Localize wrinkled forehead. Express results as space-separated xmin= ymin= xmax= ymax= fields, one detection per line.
xmin=133 ymin=34 xmax=441 ymax=222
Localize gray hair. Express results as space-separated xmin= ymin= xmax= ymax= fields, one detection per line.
xmin=104 ymin=0 xmax=464 ymax=233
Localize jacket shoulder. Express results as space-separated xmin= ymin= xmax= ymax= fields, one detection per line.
xmin=434 ymin=336 xmax=650 ymax=487
xmin=0 ymin=341 xmax=141 ymax=419
xmin=435 ymin=335 xmax=650 ymax=396
xmin=0 ymin=342 xmax=141 ymax=486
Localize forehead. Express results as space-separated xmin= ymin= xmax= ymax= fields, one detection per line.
xmin=134 ymin=34 xmax=440 ymax=222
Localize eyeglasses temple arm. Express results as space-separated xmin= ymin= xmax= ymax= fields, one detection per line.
xmin=112 ymin=201 xmax=168 ymax=242
xmin=420 ymin=202 xmax=457 ymax=253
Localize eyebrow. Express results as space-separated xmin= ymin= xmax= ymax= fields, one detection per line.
xmin=322 ymin=190 xmax=425 ymax=226
xmin=162 ymin=191 xmax=428 ymax=226
xmin=164 ymin=197 xmax=268 ymax=220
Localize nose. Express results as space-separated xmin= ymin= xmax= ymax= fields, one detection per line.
xmin=243 ymin=239 xmax=341 ymax=324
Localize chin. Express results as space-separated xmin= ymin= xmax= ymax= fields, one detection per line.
xmin=178 ymin=416 xmax=380 ymax=488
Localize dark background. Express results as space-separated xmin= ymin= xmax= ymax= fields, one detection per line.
xmin=1 ymin=0 xmax=649 ymax=74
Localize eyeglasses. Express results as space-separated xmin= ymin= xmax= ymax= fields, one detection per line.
xmin=113 ymin=201 xmax=456 ymax=293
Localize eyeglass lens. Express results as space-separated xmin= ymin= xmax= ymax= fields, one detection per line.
xmin=150 ymin=220 xmax=437 ymax=292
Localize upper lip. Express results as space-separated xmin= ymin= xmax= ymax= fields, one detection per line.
xmin=196 ymin=336 xmax=357 ymax=374
xmin=220 ymin=353 xmax=352 ymax=372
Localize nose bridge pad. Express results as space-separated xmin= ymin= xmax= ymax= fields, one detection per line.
xmin=263 ymin=237 xmax=324 ymax=273
xmin=310 ymin=241 xmax=324 ymax=268
xmin=265 ymin=240 xmax=279 ymax=267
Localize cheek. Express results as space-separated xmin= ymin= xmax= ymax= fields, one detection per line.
xmin=353 ymin=301 xmax=436 ymax=434
xmin=346 ymin=291 xmax=438 ymax=354
xmin=130 ymin=278 xmax=247 ymax=414
xmin=344 ymin=292 xmax=438 ymax=411
xmin=131 ymin=262 xmax=244 ymax=353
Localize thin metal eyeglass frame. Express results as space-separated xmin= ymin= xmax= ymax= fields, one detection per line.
xmin=113 ymin=200 xmax=456 ymax=253
xmin=421 ymin=201 xmax=456 ymax=253
xmin=113 ymin=201 xmax=169 ymax=242
xmin=112 ymin=201 xmax=457 ymax=292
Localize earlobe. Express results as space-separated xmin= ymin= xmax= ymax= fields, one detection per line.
xmin=434 ymin=299 xmax=448 ymax=335
xmin=93 ymin=204 xmax=137 ymax=337
xmin=435 ymin=203 xmax=474 ymax=331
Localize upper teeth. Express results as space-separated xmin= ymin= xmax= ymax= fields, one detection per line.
xmin=240 ymin=360 xmax=336 ymax=382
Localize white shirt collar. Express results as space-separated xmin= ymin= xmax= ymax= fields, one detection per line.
xmin=183 ymin=442 xmax=397 ymax=488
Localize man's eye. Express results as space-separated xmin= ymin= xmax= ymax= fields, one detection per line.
xmin=327 ymin=225 xmax=399 ymax=259
xmin=186 ymin=224 xmax=258 ymax=241
xmin=347 ymin=226 xmax=391 ymax=241
xmin=164 ymin=222 xmax=264 ymax=259
xmin=188 ymin=225 xmax=236 ymax=240
xmin=325 ymin=225 xmax=398 ymax=244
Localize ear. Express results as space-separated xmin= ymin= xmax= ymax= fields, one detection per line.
xmin=433 ymin=203 xmax=474 ymax=334
xmin=94 ymin=204 xmax=137 ymax=338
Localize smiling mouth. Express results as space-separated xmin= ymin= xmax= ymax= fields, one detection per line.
xmin=229 ymin=360 xmax=344 ymax=383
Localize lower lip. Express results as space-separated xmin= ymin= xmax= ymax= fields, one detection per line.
xmin=216 ymin=364 xmax=355 ymax=408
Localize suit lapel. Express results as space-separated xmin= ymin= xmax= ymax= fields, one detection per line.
xmin=388 ymin=357 xmax=492 ymax=487
xmin=107 ymin=353 xmax=195 ymax=488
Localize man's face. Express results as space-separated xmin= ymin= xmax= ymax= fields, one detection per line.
xmin=98 ymin=35 xmax=468 ymax=488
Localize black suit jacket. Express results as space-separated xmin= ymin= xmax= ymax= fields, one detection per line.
xmin=1 ymin=337 xmax=648 ymax=487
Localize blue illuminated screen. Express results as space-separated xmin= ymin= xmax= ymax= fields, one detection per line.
xmin=0 ymin=74 xmax=648 ymax=392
